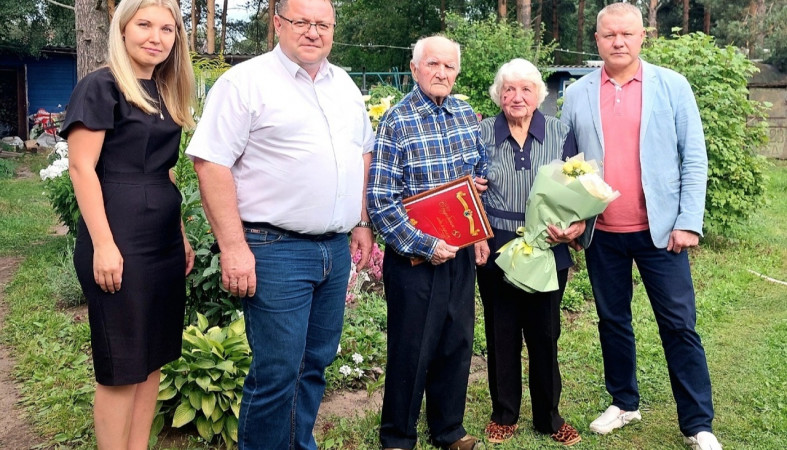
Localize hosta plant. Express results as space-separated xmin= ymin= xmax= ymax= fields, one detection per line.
xmin=155 ymin=313 xmax=251 ymax=447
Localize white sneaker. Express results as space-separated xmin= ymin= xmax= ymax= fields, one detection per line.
xmin=684 ymin=431 xmax=722 ymax=450
xmin=588 ymin=405 xmax=642 ymax=434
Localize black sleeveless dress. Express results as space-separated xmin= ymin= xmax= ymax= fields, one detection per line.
xmin=60 ymin=68 xmax=185 ymax=386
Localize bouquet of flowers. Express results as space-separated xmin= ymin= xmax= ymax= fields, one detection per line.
xmin=495 ymin=153 xmax=620 ymax=293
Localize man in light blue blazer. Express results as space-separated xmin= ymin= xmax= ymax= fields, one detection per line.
xmin=560 ymin=3 xmax=720 ymax=450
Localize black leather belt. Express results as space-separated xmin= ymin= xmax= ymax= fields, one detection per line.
xmin=242 ymin=221 xmax=339 ymax=241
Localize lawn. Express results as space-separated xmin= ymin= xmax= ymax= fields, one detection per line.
xmin=1 ymin=156 xmax=785 ymax=449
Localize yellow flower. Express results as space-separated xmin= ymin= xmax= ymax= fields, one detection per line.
xmin=368 ymin=103 xmax=388 ymax=120
xmin=562 ymin=160 xmax=595 ymax=178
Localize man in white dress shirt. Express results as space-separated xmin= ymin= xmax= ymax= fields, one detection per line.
xmin=185 ymin=0 xmax=373 ymax=448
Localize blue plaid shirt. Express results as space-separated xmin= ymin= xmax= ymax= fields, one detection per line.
xmin=367 ymin=86 xmax=487 ymax=259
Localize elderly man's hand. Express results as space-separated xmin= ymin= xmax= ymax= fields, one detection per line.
xmin=474 ymin=240 xmax=490 ymax=266
xmin=473 ymin=176 xmax=488 ymax=193
xmin=430 ymin=240 xmax=459 ymax=265
xmin=667 ymin=229 xmax=699 ymax=254
xmin=350 ymin=226 xmax=374 ymax=270
xmin=546 ymin=220 xmax=586 ymax=244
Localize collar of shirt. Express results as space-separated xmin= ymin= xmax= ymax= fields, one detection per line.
xmin=493 ymin=109 xmax=546 ymax=148
xmin=412 ymin=84 xmax=460 ymax=118
xmin=601 ymin=59 xmax=643 ymax=87
xmin=494 ymin=109 xmax=545 ymax=171
xmin=273 ymin=44 xmax=334 ymax=81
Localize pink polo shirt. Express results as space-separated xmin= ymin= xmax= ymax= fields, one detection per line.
xmin=596 ymin=63 xmax=649 ymax=233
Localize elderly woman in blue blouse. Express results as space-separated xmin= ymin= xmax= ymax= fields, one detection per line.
xmin=477 ymin=58 xmax=584 ymax=447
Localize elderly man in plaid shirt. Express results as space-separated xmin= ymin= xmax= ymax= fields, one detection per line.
xmin=367 ymin=35 xmax=488 ymax=450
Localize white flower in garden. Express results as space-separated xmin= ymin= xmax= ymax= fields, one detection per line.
xmin=336 ymin=344 xmax=342 ymax=354
xmin=353 ymin=367 xmax=364 ymax=378
xmin=339 ymin=365 xmax=352 ymax=376
xmin=352 ymin=352 xmax=363 ymax=364
xmin=54 ymin=141 xmax=69 ymax=158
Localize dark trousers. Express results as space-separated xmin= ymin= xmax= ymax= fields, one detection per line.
xmin=379 ymin=247 xmax=476 ymax=449
xmin=477 ymin=230 xmax=568 ymax=435
xmin=585 ymin=229 xmax=714 ymax=436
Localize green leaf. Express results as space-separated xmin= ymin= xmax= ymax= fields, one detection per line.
xmin=195 ymin=415 xmax=214 ymax=441
xmin=195 ymin=375 xmax=211 ymax=392
xmin=172 ymin=402 xmax=196 ymax=428
xmin=197 ymin=312 xmax=209 ymax=331
xmin=201 ymin=392 xmax=217 ymax=418
xmin=157 ymin=385 xmax=178 ymax=401
xmin=226 ymin=414 xmax=239 ymax=442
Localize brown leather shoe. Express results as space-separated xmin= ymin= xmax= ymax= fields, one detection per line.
xmin=484 ymin=421 xmax=518 ymax=443
xmin=447 ymin=434 xmax=483 ymax=450
xmin=551 ymin=422 xmax=581 ymax=446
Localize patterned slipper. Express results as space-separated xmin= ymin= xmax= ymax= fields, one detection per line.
xmin=551 ymin=423 xmax=581 ymax=446
xmin=484 ymin=421 xmax=518 ymax=444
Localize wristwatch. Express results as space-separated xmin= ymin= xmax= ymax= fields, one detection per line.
xmin=355 ymin=221 xmax=373 ymax=229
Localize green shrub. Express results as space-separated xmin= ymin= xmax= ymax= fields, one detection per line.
xmin=641 ymin=32 xmax=770 ymax=232
xmin=326 ymin=292 xmax=388 ymax=392
xmin=156 ymin=313 xmax=250 ymax=447
xmin=43 ymin=173 xmax=80 ymax=236
xmin=445 ymin=13 xmax=555 ymax=118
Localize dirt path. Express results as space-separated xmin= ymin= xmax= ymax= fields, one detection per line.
xmin=0 ymin=256 xmax=46 ymax=449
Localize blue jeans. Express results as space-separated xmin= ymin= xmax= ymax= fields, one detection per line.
xmin=238 ymin=230 xmax=349 ymax=450
xmin=585 ymin=229 xmax=714 ymax=436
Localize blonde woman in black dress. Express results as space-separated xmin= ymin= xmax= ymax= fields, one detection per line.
xmin=61 ymin=0 xmax=195 ymax=447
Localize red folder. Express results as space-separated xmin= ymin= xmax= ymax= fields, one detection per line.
xmin=403 ymin=175 xmax=493 ymax=261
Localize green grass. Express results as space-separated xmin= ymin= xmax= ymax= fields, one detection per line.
xmin=1 ymin=160 xmax=785 ymax=448
xmin=0 ymin=154 xmax=58 ymax=256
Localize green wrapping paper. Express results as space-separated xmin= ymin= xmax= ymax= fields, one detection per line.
xmin=495 ymin=155 xmax=620 ymax=293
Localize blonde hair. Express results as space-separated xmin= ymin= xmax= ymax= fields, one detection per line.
xmin=488 ymin=59 xmax=548 ymax=108
xmin=108 ymin=0 xmax=195 ymax=128
xmin=597 ymin=2 xmax=643 ymax=31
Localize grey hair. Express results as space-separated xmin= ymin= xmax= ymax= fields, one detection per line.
xmin=276 ymin=0 xmax=335 ymax=16
xmin=488 ymin=59 xmax=547 ymax=107
xmin=411 ymin=35 xmax=462 ymax=73
xmin=597 ymin=2 xmax=643 ymax=31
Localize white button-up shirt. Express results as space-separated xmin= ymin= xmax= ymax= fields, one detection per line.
xmin=186 ymin=45 xmax=373 ymax=234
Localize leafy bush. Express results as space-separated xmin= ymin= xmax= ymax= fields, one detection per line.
xmin=445 ymin=13 xmax=555 ymax=118
xmin=180 ymin=181 xmax=240 ymax=327
xmin=326 ymin=292 xmax=388 ymax=392
xmin=641 ymin=32 xmax=770 ymax=232
xmin=43 ymin=172 xmax=80 ymax=236
xmin=156 ymin=313 xmax=250 ymax=447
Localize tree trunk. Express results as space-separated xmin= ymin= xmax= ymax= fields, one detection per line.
xmin=207 ymin=0 xmax=216 ymax=54
xmin=440 ymin=0 xmax=446 ymax=31
xmin=703 ymin=3 xmax=711 ymax=34
xmin=682 ymin=0 xmax=689 ymax=34
xmin=498 ymin=0 xmax=507 ymax=20
xmin=648 ymin=0 xmax=659 ymax=38
xmin=552 ymin=0 xmax=558 ymax=41
xmin=220 ymin=0 xmax=229 ymax=54
xmin=75 ymin=0 xmax=109 ymax=80
xmin=267 ymin=0 xmax=276 ymax=51
xmin=190 ymin=0 xmax=197 ymax=51
xmin=577 ymin=0 xmax=585 ymax=64
xmin=534 ymin=0 xmax=542 ymax=43
xmin=516 ymin=0 xmax=531 ymax=29
xmin=107 ymin=0 xmax=115 ymax=22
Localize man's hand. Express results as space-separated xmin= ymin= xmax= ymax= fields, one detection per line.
xmin=474 ymin=240 xmax=490 ymax=266
xmin=220 ymin=244 xmax=257 ymax=297
xmin=350 ymin=226 xmax=374 ymax=270
xmin=667 ymin=229 xmax=699 ymax=254
xmin=473 ymin=176 xmax=488 ymax=193
xmin=546 ymin=220 xmax=586 ymax=244
xmin=430 ymin=240 xmax=459 ymax=265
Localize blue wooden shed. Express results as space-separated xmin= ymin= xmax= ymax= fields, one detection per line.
xmin=0 ymin=47 xmax=77 ymax=139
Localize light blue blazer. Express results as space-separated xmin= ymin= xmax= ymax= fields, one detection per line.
xmin=560 ymin=59 xmax=708 ymax=249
